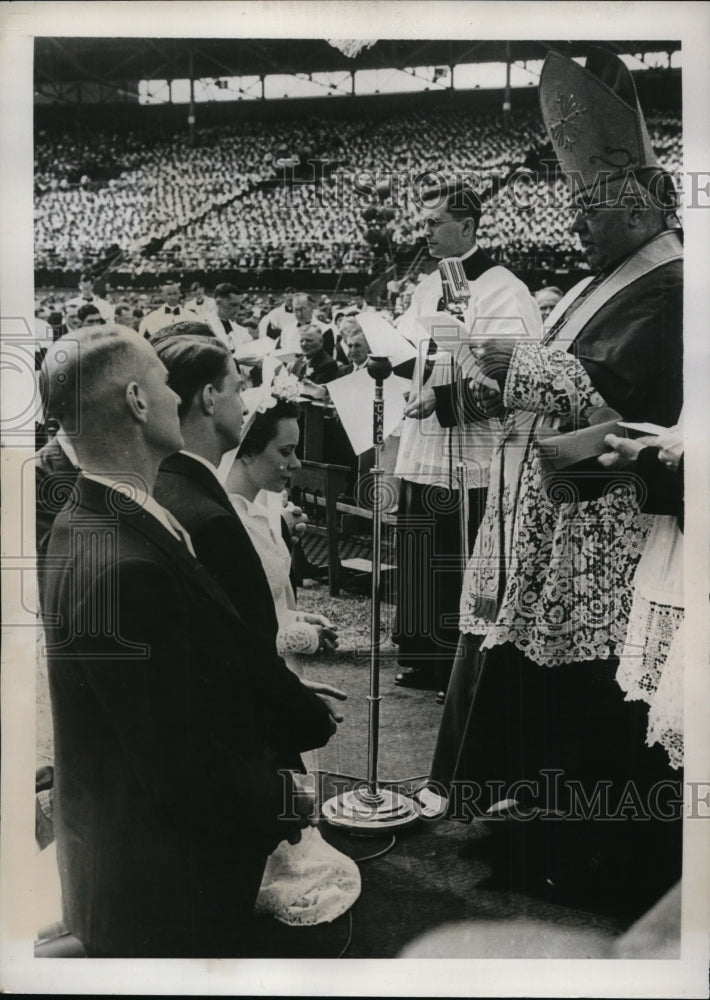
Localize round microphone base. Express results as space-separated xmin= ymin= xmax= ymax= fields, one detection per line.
xmin=322 ymin=786 xmax=418 ymax=835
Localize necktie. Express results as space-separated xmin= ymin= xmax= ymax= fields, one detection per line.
xmin=163 ymin=509 xmax=196 ymax=556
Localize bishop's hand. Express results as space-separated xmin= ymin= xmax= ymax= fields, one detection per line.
xmin=469 ymin=339 xmax=515 ymax=391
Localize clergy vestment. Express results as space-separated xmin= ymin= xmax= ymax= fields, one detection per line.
xmin=431 ymin=232 xmax=683 ymax=906
xmin=392 ymin=248 xmax=541 ymax=691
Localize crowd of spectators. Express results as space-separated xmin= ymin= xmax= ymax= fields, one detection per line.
xmin=34 ymin=105 xmax=682 ymax=278
xmin=34 ymin=282 xmax=377 ymax=342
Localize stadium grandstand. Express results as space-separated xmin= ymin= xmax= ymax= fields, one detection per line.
xmin=34 ymin=37 xmax=681 ymax=317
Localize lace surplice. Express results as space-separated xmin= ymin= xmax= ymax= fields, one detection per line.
xmin=616 ymin=514 xmax=684 ymax=769
xmin=460 ymin=342 xmax=653 ymax=667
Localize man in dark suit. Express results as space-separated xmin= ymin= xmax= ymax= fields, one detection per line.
xmin=336 ymin=319 xmax=371 ymax=377
xmin=152 ymin=333 xmax=344 ymax=744
xmin=290 ymin=324 xmax=339 ymax=385
xmin=40 ymin=325 xmax=334 ymax=957
xmin=35 ymin=426 xmax=80 ymax=559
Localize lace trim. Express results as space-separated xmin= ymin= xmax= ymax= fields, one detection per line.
xmin=460 ymin=343 xmax=650 ymax=666
xmin=617 ymin=593 xmax=684 ymax=770
xmin=504 ymin=342 xmax=606 ymax=424
xmin=256 ymin=826 xmax=361 ymax=926
xmin=276 ymin=620 xmax=320 ymax=656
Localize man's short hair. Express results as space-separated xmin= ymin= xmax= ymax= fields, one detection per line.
xmin=153 ymin=334 xmax=232 ymax=418
xmin=40 ymin=325 xmax=138 ymax=432
xmin=213 ymin=283 xmax=241 ymax=299
xmin=423 ymin=182 xmax=482 ymax=228
xmin=150 ymin=321 xmax=216 ymax=346
xmin=77 ymin=303 xmax=103 ymax=323
xmin=340 ymin=317 xmax=364 ymax=339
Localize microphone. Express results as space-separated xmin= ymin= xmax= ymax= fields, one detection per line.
xmin=438 ymin=257 xmax=471 ymax=319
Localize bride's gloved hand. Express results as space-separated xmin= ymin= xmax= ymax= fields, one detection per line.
xmin=314 ymin=624 xmax=339 ymax=652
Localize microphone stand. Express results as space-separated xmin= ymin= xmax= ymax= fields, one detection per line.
xmin=322 ymin=355 xmax=417 ymax=833
xmin=439 ymin=271 xmax=470 ymax=561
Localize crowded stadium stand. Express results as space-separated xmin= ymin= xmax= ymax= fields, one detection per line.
xmin=30 ymin=37 xmax=693 ymax=968
xmin=34 ymin=38 xmax=681 ymax=301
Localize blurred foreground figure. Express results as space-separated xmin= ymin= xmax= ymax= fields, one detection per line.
xmin=400 ymin=883 xmax=680 ymax=959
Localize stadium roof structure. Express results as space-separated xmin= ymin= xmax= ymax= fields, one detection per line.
xmin=35 ymin=37 xmax=680 ymax=86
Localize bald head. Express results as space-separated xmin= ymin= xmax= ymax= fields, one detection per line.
xmin=41 ymin=324 xmax=182 ymax=467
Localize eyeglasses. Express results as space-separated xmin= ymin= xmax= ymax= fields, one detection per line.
xmin=573 ymin=200 xmax=620 ymax=220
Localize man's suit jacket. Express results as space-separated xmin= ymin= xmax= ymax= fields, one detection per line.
xmin=43 ymin=475 xmax=332 ymax=957
xmin=290 ymin=349 xmax=339 ymax=385
xmin=35 ymin=435 xmax=80 ymax=558
xmin=154 ymin=452 xmax=325 ymax=766
xmin=155 ymin=453 xmax=280 ymax=641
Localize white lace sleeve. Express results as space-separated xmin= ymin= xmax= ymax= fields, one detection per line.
xmin=276 ymin=614 xmax=320 ymax=657
xmin=504 ymin=342 xmax=607 ymax=425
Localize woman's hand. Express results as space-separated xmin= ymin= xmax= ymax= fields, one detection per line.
xmin=314 ymin=624 xmax=339 ymax=653
xmin=282 ymin=498 xmax=309 ymax=540
xmin=295 ymin=613 xmax=339 ymax=650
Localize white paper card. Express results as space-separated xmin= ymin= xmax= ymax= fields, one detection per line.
xmin=618 ymin=421 xmax=669 ymax=436
xmin=233 ymin=337 xmax=276 ymax=362
xmin=355 ymin=311 xmax=417 ymax=366
xmin=327 ymin=369 xmax=411 ymax=455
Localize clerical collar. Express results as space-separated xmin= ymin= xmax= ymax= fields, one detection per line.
xmin=458 ymin=244 xmax=478 ymax=261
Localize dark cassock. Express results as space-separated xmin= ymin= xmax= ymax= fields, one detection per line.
xmin=430 ymin=48 xmax=683 ymax=908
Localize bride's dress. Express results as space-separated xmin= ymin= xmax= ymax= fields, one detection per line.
xmin=229 ymin=490 xmax=360 ymax=926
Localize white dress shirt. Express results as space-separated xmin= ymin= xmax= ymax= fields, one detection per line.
xmin=138 ymin=304 xmax=195 ymax=339
xmin=55 ymin=428 xmax=80 ymax=468
xmin=81 ymin=472 xmax=195 ymax=553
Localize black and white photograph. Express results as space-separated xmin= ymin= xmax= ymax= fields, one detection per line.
xmin=1 ymin=1 xmax=709 ymax=995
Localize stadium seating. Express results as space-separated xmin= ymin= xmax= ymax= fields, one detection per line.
xmin=34 ymin=106 xmax=682 ymax=278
